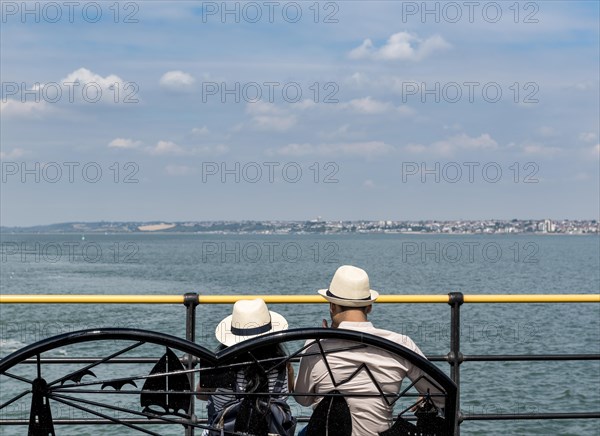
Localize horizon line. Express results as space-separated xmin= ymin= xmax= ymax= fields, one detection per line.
xmin=1 ymin=217 xmax=598 ymax=229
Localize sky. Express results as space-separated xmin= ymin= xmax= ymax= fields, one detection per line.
xmin=0 ymin=0 xmax=599 ymax=227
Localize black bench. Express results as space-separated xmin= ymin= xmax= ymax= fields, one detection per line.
xmin=0 ymin=328 xmax=457 ymax=435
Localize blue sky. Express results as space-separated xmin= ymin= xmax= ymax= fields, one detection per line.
xmin=1 ymin=1 xmax=598 ymax=226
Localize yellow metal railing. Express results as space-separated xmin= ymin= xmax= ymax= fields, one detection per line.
xmin=1 ymin=291 xmax=599 ymax=433
xmin=0 ymin=294 xmax=598 ymax=304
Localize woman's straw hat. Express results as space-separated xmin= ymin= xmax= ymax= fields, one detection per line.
xmin=215 ymin=298 xmax=288 ymax=346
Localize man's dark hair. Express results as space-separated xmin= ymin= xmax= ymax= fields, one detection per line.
xmin=335 ymin=304 xmax=371 ymax=314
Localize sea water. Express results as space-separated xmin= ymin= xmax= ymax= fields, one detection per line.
xmin=0 ymin=233 xmax=599 ymax=435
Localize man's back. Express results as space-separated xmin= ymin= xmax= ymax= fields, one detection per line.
xmin=295 ymin=321 xmax=431 ymax=435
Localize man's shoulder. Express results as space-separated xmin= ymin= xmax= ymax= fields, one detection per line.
xmin=339 ymin=322 xmax=420 ymax=352
xmin=370 ymin=326 xmax=419 ymax=350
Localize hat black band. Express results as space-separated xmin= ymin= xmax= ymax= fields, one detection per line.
xmin=326 ymin=290 xmax=372 ymax=301
xmin=231 ymin=321 xmax=272 ymax=336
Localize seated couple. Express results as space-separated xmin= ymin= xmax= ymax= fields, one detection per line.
xmin=198 ymin=265 xmax=442 ymax=436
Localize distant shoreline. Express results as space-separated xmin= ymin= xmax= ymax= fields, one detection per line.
xmin=0 ymin=231 xmax=594 ymax=236
xmin=1 ymin=219 xmax=597 ymax=236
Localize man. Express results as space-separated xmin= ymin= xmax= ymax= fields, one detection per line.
xmin=294 ymin=265 xmax=442 ymax=435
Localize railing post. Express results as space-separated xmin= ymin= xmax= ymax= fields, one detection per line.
xmin=448 ymin=292 xmax=464 ymax=435
xmin=183 ymin=292 xmax=199 ymax=436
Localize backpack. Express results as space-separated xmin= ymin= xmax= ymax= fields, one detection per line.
xmin=305 ymin=389 xmax=352 ymax=436
xmin=207 ymin=368 xmax=297 ymax=436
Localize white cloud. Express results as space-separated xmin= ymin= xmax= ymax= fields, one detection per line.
xmin=418 ymin=34 xmax=452 ymax=58
xmin=319 ymin=124 xmax=365 ymax=140
xmin=294 ymin=99 xmax=317 ymax=110
xmin=191 ymin=126 xmax=210 ymax=135
xmin=2 ymin=68 xmax=134 ymax=111
xmin=363 ymin=179 xmax=376 ymax=189
xmin=0 ymin=148 xmax=27 ymax=160
xmin=165 ymin=164 xmax=195 ymax=176
xmin=404 ymin=143 xmax=427 ymax=154
xmin=272 ymin=141 xmax=394 ymax=158
xmin=246 ymin=101 xmax=281 ymax=115
xmin=0 ymin=99 xmax=53 ymax=118
xmin=271 ymin=143 xmax=314 ymax=156
xmin=108 ymin=138 xmax=141 ymax=149
xmin=144 ymin=140 xmax=229 ymax=156
xmin=345 ymin=97 xmax=392 ymax=114
xmin=348 ymin=72 xmax=369 ymax=87
xmin=159 ymin=70 xmax=196 ymax=91
xmin=338 ymin=97 xmax=415 ymax=116
xmin=450 ymin=133 xmax=498 ymax=150
xmin=59 ymin=68 xmax=131 ymax=104
xmin=246 ymin=102 xmax=296 ymax=131
xmin=579 ymin=132 xmax=598 ymax=143
xmin=148 ymin=140 xmax=186 ymax=156
xmin=253 ymin=115 xmax=296 ymax=131
xmin=189 ymin=126 xmax=233 ymax=141
xmin=404 ymin=133 xmax=498 ymax=156
xmin=349 ymin=39 xmax=375 ymax=59
xmin=521 ymin=142 xmax=562 ymax=157
xmin=62 ymin=67 xmax=123 ymax=89
xmin=343 ymin=73 xmax=405 ymax=94
xmin=349 ymin=32 xmax=451 ymax=62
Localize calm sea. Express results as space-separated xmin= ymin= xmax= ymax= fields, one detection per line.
xmin=1 ymin=233 xmax=599 ymax=435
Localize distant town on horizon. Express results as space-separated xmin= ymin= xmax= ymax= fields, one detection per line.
xmin=1 ymin=219 xmax=598 ymax=235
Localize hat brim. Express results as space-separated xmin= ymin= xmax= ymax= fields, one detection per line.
xmin=317 ymin=289 xmax=379 ymax=307
xmin=215 ymin=310 xmax=288 ymax=347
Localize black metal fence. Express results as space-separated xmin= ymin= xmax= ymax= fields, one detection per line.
xmin=1 ymin=292 xmax=598 ymax=435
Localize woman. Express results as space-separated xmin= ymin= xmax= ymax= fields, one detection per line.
xmin=197 ymin=299 xmax=295 ymax=435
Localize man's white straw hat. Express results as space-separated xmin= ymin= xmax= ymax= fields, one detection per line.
xmin=318 ymin=265 xmax=379 ymax=307
xmin=215 ymin=298 xmax=288 ymax=347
